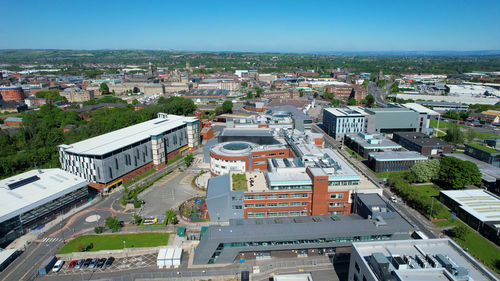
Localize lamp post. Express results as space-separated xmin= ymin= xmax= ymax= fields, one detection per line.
xmin=123 ymin=240 xmax=127 ymax=258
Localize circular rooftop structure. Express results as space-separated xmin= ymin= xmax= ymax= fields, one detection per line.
xmin=211 ymin=141 xmax=256 ymax=156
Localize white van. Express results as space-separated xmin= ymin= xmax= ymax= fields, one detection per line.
xmin=52 ymin=259 xmax=64 ymax=272
xmin=390 ymin=196 xmax=397 ymax=203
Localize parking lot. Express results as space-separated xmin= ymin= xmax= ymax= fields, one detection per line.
xmin=48 ymin=254 xmax=158 ymax=276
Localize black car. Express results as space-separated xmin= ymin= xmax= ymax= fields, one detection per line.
xmin=96 ymin=258 xmax=106 ymax=268
xmin=105 ymin=257 xmax=115 ymax=267
xmin=83 ymin=258 xmax=92 ymax=268
xmin=75 ymin=259 xmax=85 ymax=269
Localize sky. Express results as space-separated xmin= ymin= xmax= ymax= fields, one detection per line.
xmin=2 ymin=0 xmax=500 ymax=52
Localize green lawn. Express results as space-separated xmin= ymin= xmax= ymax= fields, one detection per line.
xmin=434 ymin=219 xmax=500 ymax=274
xmin=467 ymin=142 xmax=499 ymax=153
xmin=232 ymin=173 xmax=247 ymax=191
xmin=429 ymin=119 xmax=467 ymax=129
xmin=166 ymin=155 xmax=182 ymax=165
xmin=373 ymin=170 xmax=408 ymax=179
xmin=469 ymin=131 xmax=500 ymax=139
xmin=123 ymin=169 xmax=156 ymax=188
xmin=412 ymin=184 xmax=451 ymax=219
xmin=59 ymin=233 xmax=170 ymax=254
xmin=413 ymin=184 xmax=440 ymax=197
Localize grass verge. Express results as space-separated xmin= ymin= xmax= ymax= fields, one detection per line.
xmin=344 ymin=147 xmax=363 ymax=161
xmin=123 ymin=169 xmax=156 ymax=188
xmin=59 ymin=233 xmax=170 ymax=254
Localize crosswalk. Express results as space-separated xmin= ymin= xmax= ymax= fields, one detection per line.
xmin=42 ymin=237 xmax=64 ymax=243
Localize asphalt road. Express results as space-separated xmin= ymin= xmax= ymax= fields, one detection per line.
xmin=367 ymin=81 xmax=387 ymax=107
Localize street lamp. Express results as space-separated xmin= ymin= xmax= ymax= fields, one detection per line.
xmin=123 ymin=240 xmax=127 ymax=258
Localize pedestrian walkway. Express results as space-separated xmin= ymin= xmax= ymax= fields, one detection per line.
xmin=41 ymin=237 xmax=64 ymax=243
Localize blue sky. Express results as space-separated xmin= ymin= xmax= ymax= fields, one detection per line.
xmin=2 ymin=0 xmax=500 ymax=52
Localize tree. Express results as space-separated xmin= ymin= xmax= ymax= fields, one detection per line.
xmin=410 ymin=159 xmax=440 ymax=183
xmin=100 ymin=82 xmax=110 ymax=94
xmin=241 ymin=81 xmax=248 ymax=87
xmin=347 ymin=98 xmax=357 ymax=105
xmin=94 ymin=226 xmax=104 ymax=234
xmin=254 ymin=87 xmax=264 ymax=97
xmin=299 ymin=89 xmax=304 ymax=97
xmin=165 ymin=209 xmax=178 ymax=224
xmin=184 ymin=153 xmax=193 ymax=167
xmin=35 ymin=90 xmax=66 ymax=102
xmin=331 ymin=99 xmax=340 ymax=107
xmin=132 ymin=99 xmax=139 ymax=106
xmin=438 ymin=156 xmax=481 ymax=189
xmin=444 ymin=124 xmax=465 ymax=144
xmin=451 ymin=225 xmax=470 ymax=240
xmin=246 ymin=91 xmax=254 ymax=99
xmin=133 ymin=214 xmax=142 ymax=225
xmin=105 ymin=216 xmax=121 ymax=232
xmin=365 ymin=94 xmax=375 ymax=107
xmin=390 ymin=81 xmax=399 ymax=93
xmin=133 ymin=87 xmax=140 ymax=93
xmin=221 ymin=101 xmax=233 ymax=113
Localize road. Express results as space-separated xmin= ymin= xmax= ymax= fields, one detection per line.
xmin=367 ymin=81 xmax=387 ymax=107
xmin=312 ymin=124 xmax=439 ymax=239
xmin=0 ymin=156 xmax=196 ymax=281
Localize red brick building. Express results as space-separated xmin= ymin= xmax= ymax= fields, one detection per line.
xmin=0 ymin=86 xmax=25 ymax=102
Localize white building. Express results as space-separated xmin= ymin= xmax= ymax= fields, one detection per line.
xmin=322 ymin=107 xmax=369 ymax=140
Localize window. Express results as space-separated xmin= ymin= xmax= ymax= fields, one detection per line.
xmin=255 ymin=203 xmax=265 ymax=208
xmin=245 ymin=204 xmax=254 ymax=208
xmin=278 ymin=211 xmax=288 ymax=217
xmin=301 ymin=193 xmax=309 ymax=198
xmin=115 ymin=158 xmax=119 ymax=170
xmin=278 ymin=202 xmax=288 ymax=207
xmin=278 ymin=152 xmax=285 ymax=155
xmin=267 ymin=212 xmax=277 ymax=217
xmin=269 ymin=153 xmax=276 ymax=156
xmin=330 ymin=193 xmax=343 ymax=199
xmin=291 ymin=194 xmax=301 ymax=198
xmin=109 ymin=167 xmax=113 ymax=178
xmin=267 ymin=194 xmax=277 ymax=199
xmin=255 ymin=195 xmax=266 ymax=200
xmin=278 ymin=194 xmax=289 ymax=199
xmin=244 ymin=195 xmax=254 ymax=200
xmin=232 ymin=205 xmax=242 ymax=210
xmin=290 ymin=211 xmax=301 ymax=216
xmin=330 ymin=202 xmax=342 ymax=207
xmin=267 ymin=203 xmax=277 ymax=207
xmin=290 ymin=202 xmax=305 ymax=206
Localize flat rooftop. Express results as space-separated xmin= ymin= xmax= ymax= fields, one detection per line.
xmin=59 ymin=114 xmax=197 ymax=156
xmin=444 ymin=153 xmax=500 ymax=182
xmin=440 ymin=189 xmax=500 ymax=223
xmin=369 ymin=151 xmax=427 ymax=161
xmin=346 ymin=134 xmax=402 ymax=150
xmin=323 ymin=106 xmax=368 ymax=117
xmin=394 ymin=132 xmax=451 ymax=147
xmin=399 ymin=102 xmax=440 ymax=116
xmin=219 ymin=127 xmax=273 ymax=137
xmin=353 ymin=239 xmax=499 ymax=281
xmin=0 ymin=169 xmax=88 ymax=222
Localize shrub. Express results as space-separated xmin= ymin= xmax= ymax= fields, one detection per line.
xmin=94 ymin=226 xmax=104 ymax=234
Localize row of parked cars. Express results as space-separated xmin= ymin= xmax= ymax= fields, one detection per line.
xmin=54 ymin=257 xmax=115 ymax=272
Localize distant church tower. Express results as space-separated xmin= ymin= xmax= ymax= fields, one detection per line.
xmin=148 ymin=61 xmax=154 ymax=75
xmin=186 ymin=61 xmax=191 ymax=72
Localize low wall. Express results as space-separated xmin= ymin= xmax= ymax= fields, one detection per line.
xmin=57 ymin=246 xmax=160 ymax=260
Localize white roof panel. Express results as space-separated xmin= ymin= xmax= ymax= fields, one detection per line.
xmin=0 ymin=169 xmax=88 ymax=222
xmin=59 ymin=114 xmax=197 ymax=156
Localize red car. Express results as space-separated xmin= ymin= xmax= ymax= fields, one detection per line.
xmin=68 ymin=260 xmax=78 ymax=269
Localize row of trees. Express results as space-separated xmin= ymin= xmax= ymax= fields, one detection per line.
xmin=0 ymin=97 xmax=197 ymax=179
xmin=407 ymin=157 xmax=481 ymax=189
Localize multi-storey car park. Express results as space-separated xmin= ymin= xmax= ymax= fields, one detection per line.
xmin=58 ymin=113 xmax=199 ymax=191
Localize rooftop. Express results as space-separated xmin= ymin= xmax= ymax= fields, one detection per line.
xmin=59 ymin=113 xmax=197 ymax=156
xmin=369 ymin=151 xmax=427 ymax=161
xmin=346 ymin=133 xmax=402 ymax=149
xmin=219 ymin=127 xmax=273 ymax=138
xmin=394 ymin=132 xmax=452 ymax=147
xmin=0 ymin=169 xmax=88 ymax=222
xmin=467 ymin=143 xmax=500 ymax=154
xmin=398 ymin=102 xmax=440 ymax=116
xmin=324 ymin=106 xmax=368 ymax=117
xmin=353 ymin=239 xmax=499 ymax=281
xmin=440 ymin=189 xmax=500 ymax=223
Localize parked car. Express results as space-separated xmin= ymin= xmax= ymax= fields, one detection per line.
xmin=75 ymin=259 xmax=84 ymax=269
xmin=83 ymin=258 xmax=92 ymax=268
xmin=391 ymin=196 xmax=397 ymax=203
xmin=89 ymin=258 xmax=98 ymax=268
xmin=105 ymin=257 xmax=115 ymax=267
xmin=96 ymin=258 xmax=106 ymax=268
xmin=68 ymin=260 xmax=77 ymax=269
xmin=52 ymin=260 xmax=64 ymax=272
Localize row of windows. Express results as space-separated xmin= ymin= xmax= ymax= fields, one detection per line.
xmin=244 ymin=193 xmax=309 ymax=200
xmin=269 ymin=185 xmax=312 ymax=190
xmin=252 ymin=152 xmax=285 ymax=158
xmin=330 ymin=193 xmax=344 ymax=199
xmin=247 ymin=210 xmax=308 ymax=218
xmin=328 ymin=180 xmax=360 ymax=186
xmin=245 ymin=202 xmax=308 ymax=208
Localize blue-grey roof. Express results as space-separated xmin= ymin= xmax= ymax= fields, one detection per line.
xmin=203 ymin=138 xmax=218 ymax=163
xmin=206 ymin=174 xmax=231 ymax=198
xmin=267 ymin=105 xmax=310 ymax=120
